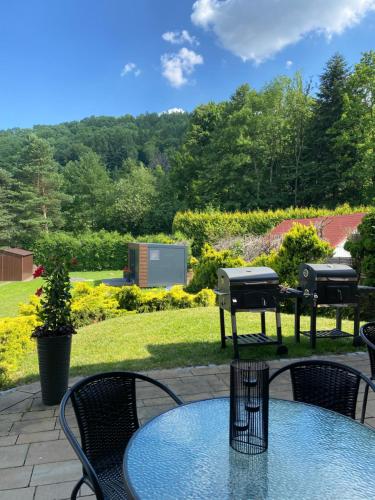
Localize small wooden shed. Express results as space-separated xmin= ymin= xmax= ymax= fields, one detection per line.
xmin=0 ymin=248 xmax=33 ymax=281
xmin=128 ymin=243 xmax=187 ymax=288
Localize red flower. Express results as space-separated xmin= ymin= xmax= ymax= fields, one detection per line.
xmin=70 ymin=257 xmax=78 ymax=266
xmin=33 ymin=266 xmax=45 ymax=279
xmin=35 ymin=287 xmax=43 ymax=297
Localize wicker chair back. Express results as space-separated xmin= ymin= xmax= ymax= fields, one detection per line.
xmin=269 ymin=360 xmax=375 ymax=423
xmin=360 ymin=322 xmax=375 ymax=379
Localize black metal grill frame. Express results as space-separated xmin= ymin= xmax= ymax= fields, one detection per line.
xmin=295 ymin=264 xmax=362 ymax=348
xmin=217 ymin=267 xmax=288 ymax=358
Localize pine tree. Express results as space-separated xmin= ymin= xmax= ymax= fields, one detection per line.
xmin=14 ymin=134 xmax=64 ymax=245
xmin=306 ymin=53 xmax=349 ymax=205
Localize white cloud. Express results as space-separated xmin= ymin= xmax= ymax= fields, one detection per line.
xmin=191 ymin=0 xmax=375 ymax=63
xmin=121 ymin=62 xmax=141 ymax=77
xmin=159 ymin=108 xmax=186 ymax=116
xmin=286 ymin=60 xmax=293 ymax=69
xmin=161 ymin=48 xmax=203 ymax=88
xmin=162 ymin=30 xmax=199 ymax=46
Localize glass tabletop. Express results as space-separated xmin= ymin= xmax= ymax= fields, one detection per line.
xmin=124 ymin=398 xmax=375 ymax=500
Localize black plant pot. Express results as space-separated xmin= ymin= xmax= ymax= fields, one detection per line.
xmin=37 ymin=335 xmax=72 ymax=406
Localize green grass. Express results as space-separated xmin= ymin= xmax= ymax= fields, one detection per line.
xmin=15 ymin=307 xmax=364 ymax=387
xmin=0 ymin=270 xmax=122 ymax=317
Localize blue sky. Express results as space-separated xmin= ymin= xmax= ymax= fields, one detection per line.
xmin=0 ymin=0 xmax=374 ymax=129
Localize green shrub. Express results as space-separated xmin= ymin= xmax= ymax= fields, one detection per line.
xmin=186 ymin=244 xmax=246 ymax=292
xmin=251 ymin=223 xmax=333 ymax=287
xmin=71 ymin=283 xmax=125 ymax=327
xmin=173 ymin=205 xmax=367 ymax=256
xmin=345 ymin=211 xmax=375 ymax=284
xmin=32 ymin=231 xmax=134 ymax=270
xmin=0 ymin=316 xmax=36 ymax=388
xmin=33 ymin=231 xmax=191 ymax=271
xmin=116 ymin=285 xmax=144 ymax=310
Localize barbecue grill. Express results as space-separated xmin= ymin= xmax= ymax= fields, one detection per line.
xmin=216 ymin=267 xmax=289 ymax=358
xmin=294 ymin=263 xmax=374 ymax=348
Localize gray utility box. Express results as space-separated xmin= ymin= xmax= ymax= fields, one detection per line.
xmin=128 ymin=243 xmax=187 ymax=287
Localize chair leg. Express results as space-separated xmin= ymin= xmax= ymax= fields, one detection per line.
xmin=71 ymin=477 xmax=85 ymax=500
xmin=361 ymin=383 xmax=370 ymax=424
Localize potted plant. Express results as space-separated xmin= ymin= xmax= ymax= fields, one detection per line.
xmin=31 ymin=256 xmax=76 ymax=405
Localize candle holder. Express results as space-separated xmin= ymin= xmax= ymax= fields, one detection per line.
xmin=230 ymin=359 xmax=269 ymax=454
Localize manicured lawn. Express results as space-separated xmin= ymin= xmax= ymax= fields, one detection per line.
xmin=0 ymin=270 xmax=122 ymax=317
xmin=15 ymin=306 xmax=364 ymax=387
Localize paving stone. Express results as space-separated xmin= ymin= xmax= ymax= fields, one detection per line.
xmin=140 ymin=396 xmax=176 ymax=407
xmin=138 ymin=404 xmax=170 ymax=421
xmin=0 ymin=444 xmax=28 ymax=468
xmin=11 ymin=418 xmax=56 ymax=435
xmin=0 ymin=391 xmax=30 ymax=411
xmin=144 ymin=368 xmax=193 ymax=380
xmin=0 ymin=399 xmax=32 ymax=415
xmin=0 ymin=421 xmax=12 ymax=435
xmin=16 ymin=381 xmax=41 ymax=394
xmin=34 ymin=481 xmax=77 ymax=500
xmin=190 ymin=365 xmax=229 ymax=376
xmin=26 ymin=439 xmax=76 ymax=465
xmin=22 ymin=410 xmax=55 ymax=421
xmin=30 ymin=398 xmax=57 ymax=412
xmin=0 ymin=413 xmax=22 ymax=423
xmin=0 ymin=487 xmax=35 ymax=500
xmin=79 ymin=483 xmax=94 ymax=496
xmin=0 ymin=391 xmax=31 ymax=413
xmin=185 ymin=392 xmax=214 ymax=402
xmin=0 ymin=466 xmax=33 ymax=490
xmin=0 ymin=436 xmax=17 ymax=447
xmin=212 ymin=390 xmax=229 ymax=398
xmin=17 ymin=430 xmax=60 ymax=444
xmin=30 ymin=460 xmax=81 ymax=486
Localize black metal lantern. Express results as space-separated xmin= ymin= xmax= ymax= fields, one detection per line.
xmin=230 ymin=360 xmax=269 ymax=454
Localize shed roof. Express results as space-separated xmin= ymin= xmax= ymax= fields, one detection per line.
xmin=0 ymin=247 xmax=33 ymax=257
xmin=268 ymin=213 xmax=366 ymax=248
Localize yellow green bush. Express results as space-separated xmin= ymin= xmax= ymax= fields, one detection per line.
xmin=186 ymin=244 xmax=246 ymax=292
xmin=0 ymin=315 xmax=38 ymax=388
xmin=251 ymin=223 xmax=333 ymax=287
xmin=116 ymin=284 xmax=215 ymax=312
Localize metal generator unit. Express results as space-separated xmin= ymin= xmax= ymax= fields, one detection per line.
xmin=295 ymin=263 xmax=375 ymax=348
xmin=127 ymin=243 xmax=187 ymax=288
xmin=216 ymin=267 xmax=290 ymax=358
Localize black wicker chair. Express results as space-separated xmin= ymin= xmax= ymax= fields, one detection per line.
xmin=59 ymin=371 xmax=183 ymax=500
xmin=269 ymin=360 xmax=375 ymax=423
xmin=360 ymin=322 xmax=375 ymax=379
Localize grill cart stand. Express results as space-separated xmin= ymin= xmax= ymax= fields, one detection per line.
xmin=218 ymin=303 xmax=286 ymax=359
xmin=294 ymin=263 xmax=370 ymax=349
xmin=295 ymin=295 xmax=361 ymax=349
xmin=216 ymin=267 xmax=288 ymax=359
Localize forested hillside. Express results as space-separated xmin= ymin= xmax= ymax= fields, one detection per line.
xmin=0 ymin=51 xmax=374 ymax=248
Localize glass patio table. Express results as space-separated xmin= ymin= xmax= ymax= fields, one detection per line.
xmin=123 ymin=398 xmax=375 ymax=500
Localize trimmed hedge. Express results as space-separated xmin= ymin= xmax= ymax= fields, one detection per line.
xmin=173 ymin=205 xmax=368 ymax=255
xmin=32 ymin=231 xmax=187 ymax=271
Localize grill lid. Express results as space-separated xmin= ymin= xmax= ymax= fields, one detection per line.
xmin=218 ymin=267 xmax=279 ymax=283
xmin=300 ymin=263 xmax=357 ymax=281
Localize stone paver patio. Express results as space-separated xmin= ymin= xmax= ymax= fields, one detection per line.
xmin=0 ymin=352 xmax=373 ymax=499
